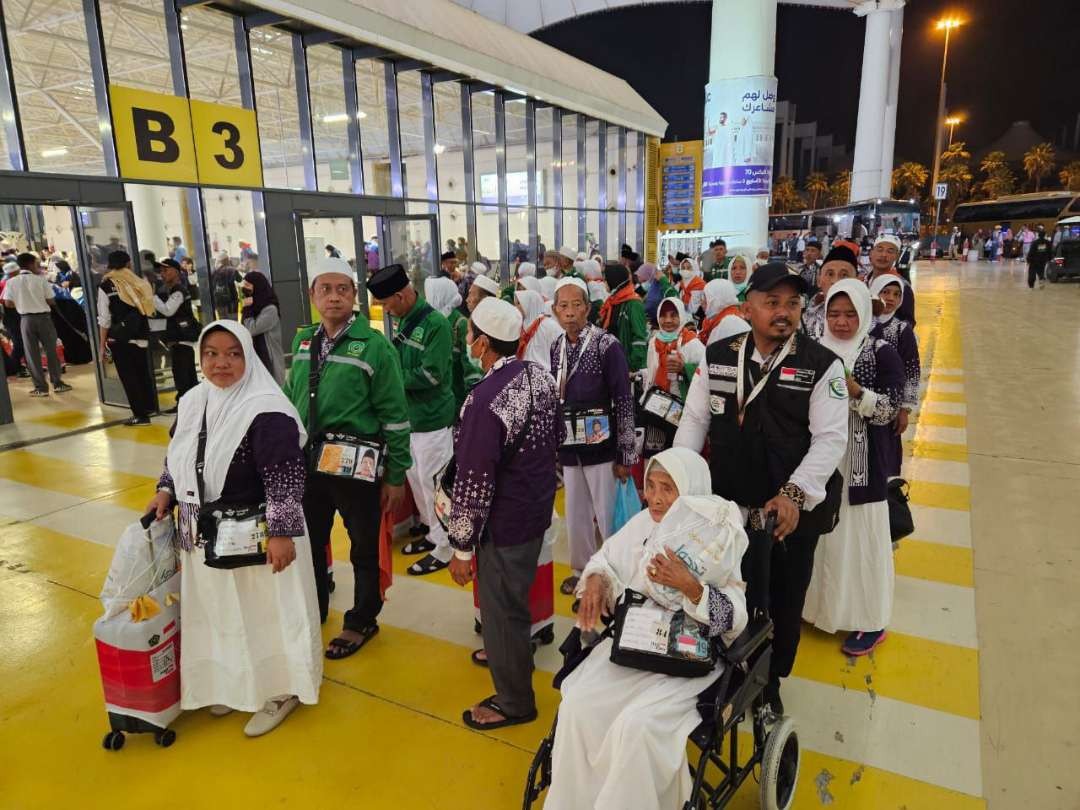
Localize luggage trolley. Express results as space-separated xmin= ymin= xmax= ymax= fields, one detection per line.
xmin=522 ymin=514 xmax=800 ymax=810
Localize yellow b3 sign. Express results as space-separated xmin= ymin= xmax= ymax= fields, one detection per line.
xmin=109 ymin=85 xmax=263 ymax=188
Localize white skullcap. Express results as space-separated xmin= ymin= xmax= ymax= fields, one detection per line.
xmin=472 ymin=274 xmax=501 ymax=297
xmin=470 ymin=261 xmax=487 ymax=275
xmin=554 ymin=277 xmax=588 ymax=300
xmin=309 ymin=255 xmax=356 ymax=284
xmin=578 ymin=259 xmax=603 ymax=280
xmin=517 ymin=261 xmax=537 ymax=278
xmin=472 ymin=297 xmax=522 ymax=342
xmin=558 ymin=245 xmax=577 ymax=261
xmin=874 ymin=234 xmax=902 ymax=251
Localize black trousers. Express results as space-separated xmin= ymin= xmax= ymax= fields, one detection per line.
xmin=1027 ymin=263 xmax=1046 ymax=288
xmin=170 ymin=344 xmax=198 ymax=400
xmin=303 ymin=474 xmax=382 ymax=631
xmin=110 ymin=341 xmax=157 ymax=418
xmin=763 ymin=527 xmax=820 ymax=683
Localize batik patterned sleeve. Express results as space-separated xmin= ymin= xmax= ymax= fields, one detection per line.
xmin=853 ymin=342 xmax=904 ymax=426
xmin=157 ymin=460 xmax=174 ymax=493
xmin=706 ymin=588 xmax=736 ymax=637
xmin=898 ymin=323 xmax=921 ymax=411
xmin=600 ymin=335 xmax=638 ymax=467
xmin=249 ymin=412 xmax=307 ymax=538
xmin=446 ymin=393 xmax=505 ymax=555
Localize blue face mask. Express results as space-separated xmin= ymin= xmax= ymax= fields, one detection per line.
xmin=657 ymin=329 xmax=680 ymax=343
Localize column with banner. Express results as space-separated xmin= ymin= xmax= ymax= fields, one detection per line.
xmin=659 ymin=140 xmax=702 ymax=232
xmin=702 ymin=76 xmax=777 ymax=199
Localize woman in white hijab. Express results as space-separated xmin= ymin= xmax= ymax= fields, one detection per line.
xmin=546 ymin=447 xmax=748 ymax=810
xmin=538 ymin=275 xmax=558 ymax=316
xmin=678 ymin=256 xmax=706 ymax=314
xmin=868 ymin=274 xmax=921 ymax=476
xmin=147 ymin=321 xmax=322 ymax=736
xmin=698 ymin=278 xmax=742 ymax=345
xmin=802 ymin=279 xmax=905 ymax=658
xmin=516 ymin=275 xmax=542 ymax=295
xmin=646 ymin=296 xmax=705 ymax=399
xmin=514 ymin=288 xmax=563 ymax=372
xmin=426 ymin=276 xmax=478 ymax=410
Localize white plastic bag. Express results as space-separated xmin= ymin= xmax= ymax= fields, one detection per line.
xmin=100 ymin=515 xmax=178 ymax=620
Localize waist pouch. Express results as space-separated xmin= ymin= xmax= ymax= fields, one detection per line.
xmin=609 ymin=589 xmax=715 ymax=678
xmin=432 ymin=456 xmax=456 ymax=532
xmin=308 ymin=432 xmax=386 ymax=485
xmin=199 ymin=502 xmax=269 ymax=569
xmin=561 ymin=403 xmax=613 ymax=461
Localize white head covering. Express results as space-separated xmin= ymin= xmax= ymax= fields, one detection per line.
xmin=579 ymin=259 xmax=603 ymax=281
xmin=517 ymin=261 xmax=537 ymax=278
xmin=309 ymin=255 xmax=355 ymax=284
xmin=679 ymin=256 xmax=701 ymax=280
xmin=515 ymin=289 xmax=546 ymax=326
xmin=471 ymin=274 xmax=501 ymax=297
xmin=517 ymin=275 xmax=542 ymax=295
xmin=538 ymin=276 xmax=558 ymax=301
xmin=424 ymin=276 xmax=461 ymax=317
xmin=554 ymin=276 xmax=588 ymax=302
xmin=710 ymin=315 xmax=752 ymax=344
xmin=469 ymin=261 xmax=487 ymax=276
xmin=704 ymin=279 xmax=739 ymax=317
xmin=646 ymin=446 xmax=712 ymax=497
xmin=472 ymin=297 xmax=522 ymax=342
xmin=868 ymin=273 xmax=904 ymax=325
xmin=657 ymin=296 xmax=691 ymax=331
xmin=587 ymin=280 xmax=609 ymax=303
xmin=874 ymin=234 xmax=902 ymax=251
xmin=166 ymin=321 xmax=306 ymax=506
xmin=820 ymin=278 xmax=873 ymax=367
xmin=576 ymin=251 xmax=588 ymax=262
xmin=558 ymin=245 xmax=577 ymax=262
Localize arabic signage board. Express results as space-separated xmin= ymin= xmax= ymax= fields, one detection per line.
xmin=659 ymin=140 xmax=702 ymax=232
xmin=702 ymin=76 xmax=777 ymax=198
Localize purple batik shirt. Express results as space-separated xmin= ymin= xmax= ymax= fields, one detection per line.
xmin=550 ymin=323 xmax=638 ymax=469
xmin=447 ymin=357 xmax=562 ymax=555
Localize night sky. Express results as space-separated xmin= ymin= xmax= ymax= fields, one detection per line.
xmin=534 ymin=0 xmax=1080 ymax=168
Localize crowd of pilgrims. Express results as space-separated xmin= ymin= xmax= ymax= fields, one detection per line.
xmin=145 ymin=231 xmax=920 ymax=806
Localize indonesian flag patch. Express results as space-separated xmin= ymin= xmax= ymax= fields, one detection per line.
xmin=779 ymin=367 xmax=815 ymax=385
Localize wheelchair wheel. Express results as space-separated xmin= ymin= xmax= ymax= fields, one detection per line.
xmin=759 ymin=716 xmax=799 ymax=810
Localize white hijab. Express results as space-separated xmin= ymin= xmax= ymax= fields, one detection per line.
xmin=517 ymin=275 xmax=542 ymax=295
xmin=166 ymin=321 xmax=305 ymax=506
xmin=709 ymin=315 xmax=752 ymax=345
xmin=679 ymin=257 xmax=701 ymax=280
xmin=538 ymin=276 xmax=558 ymax=302
xmin=515 ymin=289 xmax=546 ymax=327
xmin=517 ymin=261 xmax=537 ymax=278
xmin=820 ymin=278 xmax=873 ymax=368
xmin=869 ymin=273 xmax=904 ymax=326
xmin=657 ymin=296 xmax=691 ymax=333
xmin=424 ymin=276 xmax=462 ymax=317
xmin=704 ymin=279 xmax=738 ymax=317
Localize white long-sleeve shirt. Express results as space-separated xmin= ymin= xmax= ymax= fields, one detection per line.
xmin=673 ymin=348 xmax=848 ymax=511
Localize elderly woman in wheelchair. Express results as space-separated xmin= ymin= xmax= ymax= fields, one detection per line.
xmin=543 ymin=447 xmax=749 ymax=810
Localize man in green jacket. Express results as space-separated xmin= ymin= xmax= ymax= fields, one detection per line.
xmin=598 ymin=263 xmax=648 ymax=372
xmin=285 ymin=256 xmax=412 ymax=660
xmin=369 ymin=264 xmax=457 ymax=576
xmin=704 ymin=238 xmax=733 ymax=281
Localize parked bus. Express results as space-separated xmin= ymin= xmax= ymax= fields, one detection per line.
xmin=769 ymin=199 xmax=920 ymax=258
xmin=951 ymin=191 xmax=1080 ymax=237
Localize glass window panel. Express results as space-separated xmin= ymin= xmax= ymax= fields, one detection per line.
xmin=508 ymin=207 xmax=529 ymax=265
xmin=250 ymin=28 xmax=303 ymax=189
xmin=627 ymin=211 xmax=639 ymax=256
xmin=561 ymin=113 xmax=577 ymax=210
xmin=308 ymin=44 xmax=350 ymax=194
xmin=181 ymin=7 xmax=242 ymax=106
xmin=3 ymin=0 xmax=105 ymax=174
xmin=535 ymin=106 xmax=554 ymax=211
xmin=586 ymin=210 xmax=599 ymax=255
xmin=607 ymin=126 xmax=621 ymax=210
xmin=439 ymin=203 xmax=469 ymax=262
xmin=201 ymin=187 xmax=258 ymax=271
xmin=562 ymin=209 xmax=577 ymax=254
xmin=585 ymin=119 xmax=600 ymax=210
xmin=607 ymin=212 xmax=620 ymax=260
xmin=506 ymin=98 xmax=527 ymax=181
xmin=100 ymin=0 xmax=171 ymax=96
xmin=397 ymin=71 xmax=427 ymax=200
xmin=475 ymin=202 xmax=500 ymax=272
xmin=434 ymin=82 xmax=465 ymax=202
xmin=537 ymin=208 xmax=555 ymax=264
xmin=472 ymin=90 xmax=496 ymax=205
xmin=355 ymin=59 xmax=391 ymax=196
xmin=627 ymin=130 xmax=641 ymax=211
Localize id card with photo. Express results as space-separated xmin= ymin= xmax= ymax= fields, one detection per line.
xmin=353 ymin=446 xmax=381 ymax=483
xmin=316 ymin=442 xmax=357 ymax=477
xmin=584 ymin=414 xmax=610 ymax=445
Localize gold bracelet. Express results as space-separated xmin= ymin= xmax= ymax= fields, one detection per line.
xmin=778 ymin=482 xmax=806 ymax=510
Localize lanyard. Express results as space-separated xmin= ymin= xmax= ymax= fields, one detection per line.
xmin=557 ymin=326 xmax=594 ymax=402
xmin=735 ymin=334 xmax=795 ymax=426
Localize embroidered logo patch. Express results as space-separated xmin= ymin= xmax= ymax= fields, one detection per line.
xmin=779 ymin=367 xmax=815 ymax=385
xmin=299 ymin=340 xmax=311 ymax=351
xmin=346 ymin=341 xmax=364 ymax=357
xmin=709 ymin=363 xmax=738 ymax=379
xmin=709 ymin=395 xmax=726 ymax=414
xmin=828 ymin=377 xmax=847 ymax=399
xmin=412 ymin=326 xmax=425 ymax=341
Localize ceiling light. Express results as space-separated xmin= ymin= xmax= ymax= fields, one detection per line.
xmin=357 ymin=110 xmax=367 ymax=120
xmin=433 ymin=143 xmax=446 ymax=155
xmin=322 ymin=113 xmax=349 ymax=124
xmin=41 ymin=147 xmax=68 ymax=158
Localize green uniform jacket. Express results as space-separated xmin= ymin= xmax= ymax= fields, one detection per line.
xmin=393 ymin=298 xmax=456 ymax=433
xmin=284 ymin=319 xmax=412 ymax=486
xmin=447 ymin=308 xmax=481 ymax=412
xmin=612 ymin=298 xmax=648 ymax=372
xmin=704 ymin=256 xmax=732 ymax=282
xmin=499 ymin=285 xmax=516 ymax=304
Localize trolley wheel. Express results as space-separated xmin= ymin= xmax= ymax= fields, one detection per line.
xmin=102 ymin=731 xmax=125 ymax=751
xmin=532 ymin=625 xmax=555 ymax=646
xmin=759 ymin=716 xmax=799 ymax=810
xmin=154 ymin=729 xmax=177 ymax=748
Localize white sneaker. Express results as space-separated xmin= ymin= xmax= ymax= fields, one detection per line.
xmin=244 ymin=695 xmax=299 ymax=737
xmin=208 ymin=704 xmax=233 ymax=717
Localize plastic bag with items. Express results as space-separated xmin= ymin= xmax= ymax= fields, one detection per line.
xmin=100 ymin=513 xmax=179 ymax=620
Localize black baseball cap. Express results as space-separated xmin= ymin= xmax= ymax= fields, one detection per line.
xmin=746 ymin=262 xmax=808 ymax=295
xmin=155 ymin=258 xmax=182 ymax=271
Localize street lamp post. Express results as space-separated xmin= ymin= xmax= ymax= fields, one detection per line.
xmin=945 ymin=115 xmax=962 ymax=146
xmin=930 ymin=17 xmax=962 ymax=235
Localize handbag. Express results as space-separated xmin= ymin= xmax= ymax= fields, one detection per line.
xmin=433 ymin=364 xmax=534 ymax=532
xmin=887 ymin=478 xmax=915 ymax=542
xmin=195 ymin=409 xmax=268 ymax=569
xmin=609 ymin=589 xmax=715 ymax=678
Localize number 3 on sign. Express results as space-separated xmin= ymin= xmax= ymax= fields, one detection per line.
xmin=190 ymin=100 xmax=263 ymax=187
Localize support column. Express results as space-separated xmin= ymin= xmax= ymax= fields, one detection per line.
xmin=879 ymin=6 xmax=904 ymax=198
xmin=850 ymin=0 xmax=905 ymax=202
xmin=702 ymin=0 xmax=777 ymax=254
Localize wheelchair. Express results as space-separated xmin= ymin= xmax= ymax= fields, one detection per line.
xmin=522 ymin=515 xmax=800 ymax=810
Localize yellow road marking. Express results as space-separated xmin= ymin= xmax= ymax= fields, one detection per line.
xmin=909 ymin=480 xmax=970 ymax=511
xmin=895 ymin=539 xmax=974 ymax=588
xmin=917 ymin=412 xmax=967 ymax=429
xmin=907 ymin=439 xmax=968 ymax=462
xmin=923 ymin=389 xmax=967 ymax=403
xmin=103 ymin=424 xmax=172 ymax=446
xmin=0 ymin=450 xmax=150 ymax=501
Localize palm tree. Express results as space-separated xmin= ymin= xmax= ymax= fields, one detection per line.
xmin=1060 ymin=160 xmax=1080 ymax=191
xmin=1023 ymin=142 xmax=1056 ymax=192
xmin=827 ymin=170 xmax=851 ymax=206
xmin=978 ymin=151 xmax=1016 ymax=199
xmin=804 ymin=172 xmax=829 ymax=210
xmin=939 ymin=142 xmax=974 ymax=218
xmin=770 ymin=176 xmax=803 ymax=214
xmin=891 ymin=162 xmax=929 ymax=201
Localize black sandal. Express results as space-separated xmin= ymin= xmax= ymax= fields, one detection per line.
xmin=470 ymin=649 xmax=489 ymax=668
xmin=325 ymin=624 xmax=379 ymax=660
xmin=402 ymin=538 xmax=435 ymax=555
xmin=462 ymin=696 xmax=538 ymax=730
xmin=407 ymin=553 xmax=449 ymax=576
xmin=408 ymin=523 xmax=430 ymax=538
xmin=559 ymin=575 xmax=579 ymax=596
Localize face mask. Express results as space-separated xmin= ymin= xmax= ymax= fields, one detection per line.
xmin=657 ymin=329 xmax=680 ymax=343
xmin=466 ymin=336 xmax=485 ymax=369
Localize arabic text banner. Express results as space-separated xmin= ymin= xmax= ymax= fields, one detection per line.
xmin=702 ymin=76 xmax=777 ymax=198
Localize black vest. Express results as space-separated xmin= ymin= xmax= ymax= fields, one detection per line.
xmin=705 ymin=332 xmax=839 ymax=508
xmin=159 ymin=285 xmax=199 ymax=341
xmin=101 ymin=278 xmax=149 ymax=342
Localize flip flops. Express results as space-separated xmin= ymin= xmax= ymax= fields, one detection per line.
xmin=462 ymin=696 xmax=538 ymax=731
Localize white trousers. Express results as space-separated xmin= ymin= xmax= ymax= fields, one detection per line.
xmin=406 ymin=427 xmax=454 ymax=562
xmin=563 ymin=461 xmax=617 ymax=574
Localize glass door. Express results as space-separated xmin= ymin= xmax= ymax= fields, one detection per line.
xmin=294 ymin=213 xmax=367 ymax=326
xmin=380 ymin=214 xmax=439 ymax=333
xmin=74 ymin=204 xmax=155 ymax=409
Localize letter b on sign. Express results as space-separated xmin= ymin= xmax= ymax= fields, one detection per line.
xmin=110 ymin=85 xmax=197 ymax=183
xmin=132 ymin=108 xmax=180 ymax=163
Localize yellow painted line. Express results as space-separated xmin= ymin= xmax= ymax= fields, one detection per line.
xmin=102 ymin=423 xmax=172 ymax=446
xmin=907 ymin=439 xmax=968 ymax=462
xmin=793 ymin=627 xmax=981 ymax=719
xmin=917 ymin=411 xmax=967 ymax=429
xmin=895 ymin=539 xmax=974 ymax=588
xmin=0 ymin=520 xmax=114 ymax=597
xmin=0 ymin=450 xmax=151 ymax=501
xmin=25 ymin=409 xmax=109 ymax=430
xmin=923 ymin=389 xmax=967 ymax=404
xmin=909 ymin=480 xmax=970 ymax=511
xmin=928 ymin=373 xmax=965 ymax=385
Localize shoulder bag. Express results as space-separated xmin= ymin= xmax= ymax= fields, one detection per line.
xmin=609 ymin=589 xmax=715 ymax=678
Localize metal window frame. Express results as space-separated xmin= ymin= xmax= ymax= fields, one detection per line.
xmin=525 ymin=98 xmax=538 ymax=262
xmin=552 ymin=108 xmax=563 ymax=250
xmin=235 ymin=13 xmax=270 ymax=266
xmin=460 ymin=82 xmax=477 ymax=260
xmin=0 ymin=6 xmax=26 ymax=171
xmin=617 ymin=126 xmax=627 ymax=250
xmin=341 ymin=48 xmax=364 ymax=195
xmin=635 ymin=131 xmax=646 ymax=255
xmin=384 ymin=60 xmax=404 ymax=197
xmin=494 ymin=90 xmax=509 ymax=278
xmin=82 ymin=0 xmax=118 ymax=176
xmin=577 ymin=115 xmax=586 ymax=253
xmin=420 ymin=70 xmax=439 ymax=214
xmin=598 ymin=119 xmax=607 ymax=258
xmin=291 ymin=33 xmax=317 ymax=191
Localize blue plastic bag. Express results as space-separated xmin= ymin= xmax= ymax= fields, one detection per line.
xmin=610 ymin=478 xmax=643 ymax=536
